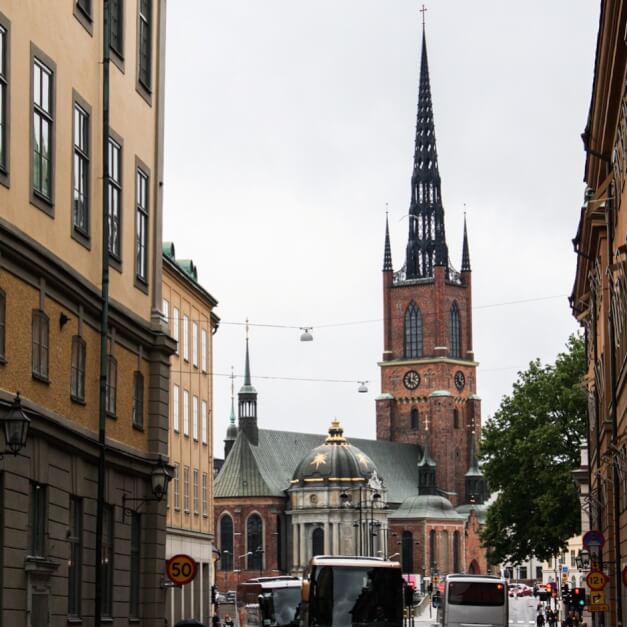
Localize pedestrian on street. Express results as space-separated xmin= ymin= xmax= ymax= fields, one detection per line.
xmin=224 ymin=615 xmax=234 ymax=627
xmin=537 ymin=612 xmax=545 ymax=627
xmin=565 ymin=612 xmax=573 ymax=627
xmin=212 ymin=614 xmax=221 ymax=627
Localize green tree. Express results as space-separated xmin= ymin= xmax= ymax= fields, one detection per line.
xmin=479 ymin=334 xmax=587 ymax=564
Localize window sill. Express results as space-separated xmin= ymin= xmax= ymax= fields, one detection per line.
xmin=32 ymin=372 xmax=50 ymax=384
xmin=136 ymin=79 xmax=153 ymax=107
xmin=132 ymin=423 xmax=144 ymax=432
xmin=67 ymin=617 xmax=83 ymax=624
xmin=110 ymin=47 xmax=125 ymax=73
xmin=0 ymin=356 xmax=6 ymax=365
xmin=108 ymin=255 xmax=122 ymax=274
xmin=30 ymin=190 xmax=54 ymax=218
xmin=0 ymin=166 xmax=9 ymax=189
xmin=106 ymin=412 xmax=117 ymax=420
xmin=73 ymin=2 xmax=93 ymax=35
xmin=71 ymin=227 xmax=91 ymax=251
xmin=134 ymin=275 xmax=149 ymax=294
xmin=70 ymin=395 xmax=86 ymax=406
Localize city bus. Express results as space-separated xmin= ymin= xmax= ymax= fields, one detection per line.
xmin=237 ymin=576 xmax=302 ymax=627
xmin=299 ymin=556 xmax=404 ymax=627
xmin=439 ymin=574 xmax=508 ymax=627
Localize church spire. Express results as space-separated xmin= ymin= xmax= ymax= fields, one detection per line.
xmin=224 ymin=366 xmax=238 ymax=458
xmin=383 ymin=211 xmax=393 ymax=272
xmin=405 ymin=21 xmax=449 ymax=279
xmin=238 ymin=320 xmax=259 ymax=445
xmin=465 ymin=428 xmax=487 ymax=504
xmin=461 ymin=213 xmax=471 ymax=272
xmin=418 ymin=414 xmax=437 ymax=495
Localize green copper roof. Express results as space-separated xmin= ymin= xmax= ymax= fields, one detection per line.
xmin=429 ymin=390 xmax=452 ymax=398
xmin=388 ymin=494 xmax=464 ymax=520
xmin=163 ymin=241 xmax=176 ymax=258
xmin=214 ymin=428 xmax=422 ymax=503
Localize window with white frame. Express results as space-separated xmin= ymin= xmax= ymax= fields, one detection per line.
xmin=172 ymin=307 xmax=179 ymax=354
xmin=192 ymin=321 xmax=198 ymax=367
xmin=202 ymin=472 xmax=208 ymax=516
xmin=192 ymin=395 xmax=198 ymax=441
xmin=183 ymin=314 xmax=189 ymax=361
xmin=201 ymin=328 xmax=207 ymax=372
xmin=162 ymin=298 xmax=169 ymax=332
xmin=173 ymin=463 xmax=180 ymax=510
xmin=183 ymin=389 xmax=189 ymax=436
xmin=135 ymin=167 xmax=149 ymax=284
xmin=183 ymin=465 xmax=190 ymax=513
xmin=193 ymin=468 xmax=199 ymax=514
xmin=201 ymin=400 xmax=207 ymax=445
xmin=172 ymin=384 xmax=179 ymax=432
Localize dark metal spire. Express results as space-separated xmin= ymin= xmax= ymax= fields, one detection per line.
xmin=238 ymin=320 xmax=258 ymax=445
xmin=383 ymin=212 xmax=393 ymax=272
xmin=461 ymin=213 xmax=471 ymax=272
xmin=418 ymin=416 xmax=437 ymax=495
xmin=405 ymin=23 xmax=449 ymax=279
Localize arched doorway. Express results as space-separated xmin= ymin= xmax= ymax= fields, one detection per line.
xmin=468 ymin=559 xmax=480 ymax=574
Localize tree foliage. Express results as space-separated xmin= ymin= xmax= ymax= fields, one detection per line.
xmin=479 ymin=334 xmax=587 ymax=564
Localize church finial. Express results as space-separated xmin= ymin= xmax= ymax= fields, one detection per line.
xmin=383 ymin=207 xmax=393 ymax=272
xmin=224 ymin=365 xmax=238 ymax=457
xmin=405 ymin=11 xmax=449 ymax=279
xmin=229 ymin=366 xmax=236 ymax=424
xmin=238 ymin=322 xmax=258 ymax=445
xmin=244 ymin=318 xmax=252 ymax=386
xmin=419 ymin=4 xmax=428 ymax=29
xmin=418 ymin=412 xmax=437 ymax=494
xmin=461 ymin=210 xmax=471 ymax=272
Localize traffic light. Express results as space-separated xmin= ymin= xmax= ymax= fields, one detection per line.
xmin=571 ymin=588 xmax=586 ymax=608
xmin=561 ymin=584 xmax=571 ymax=605
xmin=211 ymin=585 xmax=217 ymax=605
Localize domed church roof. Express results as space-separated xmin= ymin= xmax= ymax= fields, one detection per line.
xmin=290 ymin=420 xmax=378 ymax=487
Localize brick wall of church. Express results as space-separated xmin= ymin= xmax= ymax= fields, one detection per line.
xmin=464 ymin=510 xmax=489 ymax=575
xmin=214 ymin=497 xmax=287 ymax=591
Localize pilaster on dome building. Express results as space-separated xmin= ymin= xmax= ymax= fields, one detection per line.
xmin=213 ymin=19 xmax=491 ymax=589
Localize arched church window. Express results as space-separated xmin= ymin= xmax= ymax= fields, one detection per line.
xmin=453 ymin=409 xmax=459 ymax=429
xmin=441 ymin=530 xmax=449 ymax=574
xmin=449 ymin=303 xmax=461 ymax=358
xmin=411 ymin=408 xmax=419 ymax=430
xmin=401 ymin=531 xmax=413 ymax=574
xmin=312 ymin=527 xmax=324 ymax=558
xmin=453 ymin=531 xmax=461 ymax=572
xmin=404 ymin=302 xmax=423 ymax=359
xmin=219 ymin=514 xmax=234 ymax=571
xmin=429 ymin=529 xmax=438 ymax=572
xmin=247 ymin=514 xmax=263 ymax=571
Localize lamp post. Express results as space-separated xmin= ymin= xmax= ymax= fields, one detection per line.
xmin=221 ymin=550 xmax=231 ymax=590
xmin=255 ymin=546 xmax=264 ymax=577
xmin=122 ymin=456 xmax=174 ymax=522
xmin=574 ymin=549 xmax=590 ymax=571
xmin=369 ymin=492 xmax=381 ymax=556
xmin=341 ymin=486 xmax=365 ymax=556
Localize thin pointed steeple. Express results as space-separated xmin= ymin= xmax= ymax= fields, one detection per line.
xmin=418 ymin=414 xmax=437 ymax=495
xmin=465 ymin=428 xmax=487 ymax=504
xmin=405 ymin=22 xmax=449 ymax=279
xmin=238 ymin=320 xmax=258 ymax=445
xmin=383 ymin=211 xmax=393 ymax=272
xmin=461 ymin=213 xmax=471 ymax=272
xmin=225 ymin=366 xmax=238 ymax=458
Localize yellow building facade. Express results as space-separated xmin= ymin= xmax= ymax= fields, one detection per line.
xmin=162 ymin=244 xmax=219 ymax=627
xmin=0 ymin=1 xmax=173 ymax=625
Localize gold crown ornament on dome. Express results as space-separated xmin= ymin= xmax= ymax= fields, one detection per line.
xmin=325 ymin=419 xmax=347 ymax=444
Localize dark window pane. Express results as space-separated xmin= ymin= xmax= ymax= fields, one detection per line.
xmin=107 ymin=139 xmax=121 ymax=258
xmin=32 ymin=59 xmax=53 ymax=200
xmin=247 ymin=514 xmax=263 ymax=571
xmin=450 ymin=303 xmax=461 ymax=358
xmin=312 ymin=528 xmax=324 ymax=557
xmin=0 ymin=25 xmax=6 ymax=172
xmin=220 ymin=515 xmax=234 ymax=571
xmin=68 ymin=497 xmax=82 ymax=616
xmin=106 ymin=355 xmax=117 ymax=415
xmin=32 ymin=310 xmax=49 ymax=378
xmin=71 ymin=336 xmax=86 ymax=400
xmin=31 ymin=482 xmax=47 ymax=557
xmin=73 ymin=104 xmax=89 ymax=234
xmin=0 ymin=289 xmax=5 ymax=358
xmin=129 ymin=513 xmax=141 ymax=618
xmin=401 ymin=531 xmax=413 ymax=573
xmin=77 ymin=0 xmax=91 ymax=17
xmin=138 ymin=0 xmax=152 ymax=88
xmin=404 ymin=301 xmax=423 ymax=358
xmin=135 ymin=170 xmax=148 ymax=282
xmin=110 ymin=0 xmax=124 ymax=55
xmin=101 ymin=504 xmax=114 ymax=617
xmin=132 ymin=371 xmax=144 ymax=427
xmin=447 ymin=581 xmax=505 ymax=606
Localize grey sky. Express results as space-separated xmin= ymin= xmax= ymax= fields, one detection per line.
xmin=163 ymin=1 xmax=599 ymax=460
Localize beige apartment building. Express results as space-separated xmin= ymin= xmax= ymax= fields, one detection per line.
xmin=0 ymin=1 xmax=173 ymax=626
xmin=162 ymin=243 xmax=219 ymax=627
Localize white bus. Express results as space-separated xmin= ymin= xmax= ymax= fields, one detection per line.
xmin=440 ymin=574 xmax=508 ymax=627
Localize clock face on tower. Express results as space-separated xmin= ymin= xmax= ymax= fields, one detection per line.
xmin=403 ymin=370 xmax=421 ymax=390
xmin=455 ymin=370 xmax=466 ymax=391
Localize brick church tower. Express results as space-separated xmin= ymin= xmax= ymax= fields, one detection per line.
xmin=376 ymin=25 xmax=481 ymax=508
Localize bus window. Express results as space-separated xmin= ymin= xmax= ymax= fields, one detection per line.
xmin=447 ymin=582 xmax=505 ymax=606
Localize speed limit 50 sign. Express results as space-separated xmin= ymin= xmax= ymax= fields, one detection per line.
xmin=166 ymin=554 xmax=198 ymax=586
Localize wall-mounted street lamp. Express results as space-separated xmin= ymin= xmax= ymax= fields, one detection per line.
xmin=357 ymin=381 xmax=369 ymax=393
xmin=300 ymin=328 xmax=313 ymax=342
xmin=122 ymin=457 xmax=174 ymax=522
xmin=0 ymin=392 xmax=30 ymax=457
xmin=575 ymin=548 xmax=590 ymax=571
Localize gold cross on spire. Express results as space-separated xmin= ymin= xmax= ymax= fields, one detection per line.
xmin=245 ymin=317 xmax=249 ymax=340
xmin=419 ymin=4 xmax=428 ymax=27
xmin=230 ymin=365 xmax=235 ymax=400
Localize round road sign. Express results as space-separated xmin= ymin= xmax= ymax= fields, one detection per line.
xmin=582 ymin=530 xmax=605 ymax=549
xmin=166 ymin=554 xmax=198 ymax=586
xmin=586 ymin=570 xmax=609 ymax=590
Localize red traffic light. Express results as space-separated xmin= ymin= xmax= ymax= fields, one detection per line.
xmin=545 ymin=584 xmax=552 ymax=592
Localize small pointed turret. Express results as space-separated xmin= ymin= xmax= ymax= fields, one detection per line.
xmin=238 ymin=322 xmax=259 ymax=445
xmin=461 ymin=214 xmax=471 ymax=273
xmin=383 ymin=213 xmax=393 ymax=272
xmin=465 ymin=430 xmax=487 ymax=504
xmin=405 ymin=25 xmax=449 ymax=279
xmin=418 ymin=417 xmax=437 ymax=495
xmin=224 ymin=367 xmax=238 ymax=458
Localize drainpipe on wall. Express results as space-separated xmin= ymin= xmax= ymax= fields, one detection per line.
xmin=95 ymin=2 xmax=111 ymax=626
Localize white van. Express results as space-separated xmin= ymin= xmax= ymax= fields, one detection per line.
xmin=440 ymin=574 xmax=508 ymax=627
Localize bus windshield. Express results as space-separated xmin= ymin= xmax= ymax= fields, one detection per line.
xmin=447 ymin=581 xmax=505 ymax=606
xmin=265 ymin=587 xmax=301 ymax=626
xmin=310 ymin=565 xmax=403 ymax=626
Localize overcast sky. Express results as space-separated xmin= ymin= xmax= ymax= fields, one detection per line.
xmin=163 ymin=1 xmax=600 ymax=461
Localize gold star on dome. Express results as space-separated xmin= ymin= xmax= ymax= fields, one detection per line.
xmin=356 ymin=453 xmax=369 ymax=467
xmin=310 ymin=453 xmax=327 ymax=470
